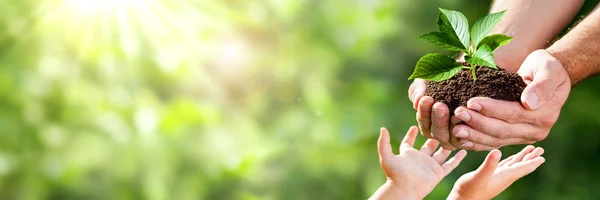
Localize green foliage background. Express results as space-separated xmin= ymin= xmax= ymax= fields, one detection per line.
xmin=0 ymin=0 xmax=599 ymax=199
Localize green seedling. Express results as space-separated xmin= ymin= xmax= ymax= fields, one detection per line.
xmin=408 ymin=8 xmax=512 ymax=81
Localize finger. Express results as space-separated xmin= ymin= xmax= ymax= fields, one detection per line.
xmin=442 ymin=150 xmax=467 ymax=176
xmin=506 ymin=145 xmax=535 ymax=167
xmin=431 ymin=102 xmax=451 ymax=143
xmin=449 ymin=134 xmax=463 ymax=150
xmin=467 ymin=97 xmax=535 ymax=124
xmin=420 ymin=139 xmax=440 ymax=156
xmin=452 ymin=124 xmax=533 ymax=148
xmin=471 ymin=150 xmax=502 ymax=182
xmin=523 ymin=147 xmax=545 ymax=161
xmin=518 ymin=50 xmax=567 ymax=110
xmin=502 ymin=156 xmax=545 ymax=181
xmin=440 ymin=142 xmax=457 ymax=151
xmin=400 ymin=126 xmax=419 ymax=150
xmin=454 ymin=106 xmax=539 ymax=141
xmin=378 ymin=127 xmax=394 ymax=160
xmin=432 ymin=147 xmax=452 ymax=164
xmin=447 ymin=122 xmax=462 ymax=148
xmin=409 ymin=79 xmax=427 ymax=109
xmin=459 ymin=139 xmax=497 ymax=151
xmin=498 ymin=155 xmax=515 ymax=167
xmin=417 ymin=96 xmax=434 ymax=139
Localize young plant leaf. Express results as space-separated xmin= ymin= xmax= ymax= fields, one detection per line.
xmin=437 ymin=8 xmax=470 ymax=49
xmin=418 ymin=31 xmax=467 ymax=51
xmin=408 ymin=53 xmax=463 ymax=81
xmin=477 ymin=34 xmax=513 ymax=51
xmin=470 ymin=10 xmax=506 ymax=47
xmin=465 ymin=44 xmax=497 ymax=69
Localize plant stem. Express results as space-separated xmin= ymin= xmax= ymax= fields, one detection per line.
xmin=470 ymin=64 xmax=477 ymax=80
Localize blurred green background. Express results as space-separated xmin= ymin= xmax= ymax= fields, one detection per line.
xmin=0 ymin=0 xmax=599 ymax=199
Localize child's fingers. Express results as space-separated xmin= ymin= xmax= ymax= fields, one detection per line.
xmin=442 ymin=150 xmax=467 ymax=175
xmin=498 ymin=154 xmax=515 ymax=167
xmin=400 ymin=126 xmax=419 ymax=150
xmin=502 ymin=156 xmax=545 ymax=181
xmin=378 ymin=127 xmax=394 ymax=160
xmin=420 ymin=139 xmax=440 ymax=156
xmin=522 ymin=147 xmax=544 ymax=161
xmin=432 ymin=147 xmax=452 ymax=165
xmin=472 ymin=150 xmax=501 ymax=182
xmin=506 ymin=145 xmax=535 ymax=167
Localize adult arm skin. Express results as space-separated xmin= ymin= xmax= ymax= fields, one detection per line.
xmin=548 ymin=5 xmax=600 ymax=85
xmin=491 ymin=0 xmax=585 ymax=71
xmin=409 ymin=0 xmax=584 ymax=150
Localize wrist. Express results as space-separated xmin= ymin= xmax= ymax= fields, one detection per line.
xmin=546 ymin=47 xmax=576 ymax=85
xmin=386 ymin=180 xmax=418 ymax=199
xmin=370 ymin=180 xmax=418 ymax=200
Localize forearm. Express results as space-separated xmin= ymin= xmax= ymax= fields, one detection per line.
xmin=547 ymin=6 xmax=600 ymax=85
xmin=490 ymin=0 xmax=584 ymax=71
xmin=369 ymin=181 xmax=418 ymax=200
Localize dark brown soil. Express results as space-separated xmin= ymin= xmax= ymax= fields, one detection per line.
xmin=425 ymin=62 xmax=526 ymax=115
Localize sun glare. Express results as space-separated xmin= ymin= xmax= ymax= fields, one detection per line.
xmin=63 ymin=0 xmax=144 ymax=14
xmin=37 ymin=0 xmax=252 ymax=75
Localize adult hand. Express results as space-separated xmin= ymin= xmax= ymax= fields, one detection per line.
xmin=451 ymin=50 xmax=571 ymax=151
xmin=448 ymin=146 xmax=546 ymax=200
xmin=370 ymin=126 xmax=467 ymax=200
xmin=409 ymin=79 xmax=457 ymax=150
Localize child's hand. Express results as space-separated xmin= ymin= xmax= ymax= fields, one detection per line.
xmin=448 ymin=145 xmax=545 ymax=200
xmin=370 ymin=126 xmax=467 ymax=200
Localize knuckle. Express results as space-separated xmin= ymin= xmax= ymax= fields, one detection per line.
xmin=538 ymin=114 xmax=559 ymax=127
xmin=432 ymin=117 xmax=447 ymax=126
xmin=526 ymin=140 xmax=536 ymax=145
xmin=492 ymin=140 xmax=503 ymax=148
xmin=532 ymin=131 xmax=549 ymax=141
xmin=505 ymin=109 xmax=521 ymax=123
xmin=471 ymin=115 xmax=486 ymax=128
xmin=498 ymin=127 xmax=512 ymax=139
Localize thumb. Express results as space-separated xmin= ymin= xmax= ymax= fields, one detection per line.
xmin=520 ymin=70 xmax=557 ymax=110
xmin=472 ymin=150 xmax=501 ymax=182
xmin=518 ymin=50 xmax=566 ymax=110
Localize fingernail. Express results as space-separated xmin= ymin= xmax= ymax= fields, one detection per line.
xmin=525 ymin=92 xmax=539 ymax=109
xmin=455 ymin=129 xmax=469 ymax=138
xmin=433 ymin=109 xmax=445 ymax=118
xmin=468 ymin=103 xmax=482 ymax=111
xmin=456 ymin=111 xmax=471 ymax=122
xmin=461 ymin=141 xmax=473 ymax=148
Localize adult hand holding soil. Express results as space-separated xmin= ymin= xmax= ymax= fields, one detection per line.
xmin=452 ymin=50 xmax=571 ymax=150
xmin=409 ymin=79 xmax=457 ymax=150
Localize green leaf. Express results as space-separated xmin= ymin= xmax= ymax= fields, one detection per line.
xmin=408 ymin=53 xmax=463 ymax=81
xmin=465 ymin=44 xmax=497 ymax=69
xmin=470 ymin=10 xmax=506 ymax=47
xmin=417 ymin=31 xmax=466 ymax=51
xmin=437 ymin=8 xmax=470 ymax=49
xmin=477 ymin=34 xmax=512 ymax=51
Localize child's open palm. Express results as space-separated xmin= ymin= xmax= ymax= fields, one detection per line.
xmin=449 ymin=145 xmax=545 ymax=200
xmin=376 ymin=126 xmax=467 ymax=199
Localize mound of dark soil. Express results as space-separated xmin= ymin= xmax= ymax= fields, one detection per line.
xmin=425 ymin=62 xmax=526 ymax=115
